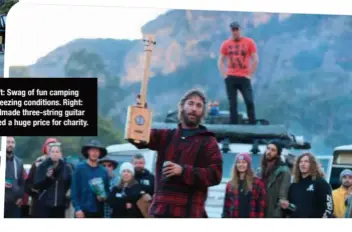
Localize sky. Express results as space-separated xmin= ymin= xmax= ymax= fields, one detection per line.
xmin=5 ymin=2 xmax=168 ymax=67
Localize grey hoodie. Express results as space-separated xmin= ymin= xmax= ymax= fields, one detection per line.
xmin=5 ymin=155 xmax=25 ymax=204
xmin=345 ymin=195 xmax=352 ymax=218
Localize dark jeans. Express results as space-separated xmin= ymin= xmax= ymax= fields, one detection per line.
xmin=83 ymin=211 xmax=104 ymax=218
xmin=4 ymin=202 xmax=21 ymax=218
xmin=225 ymin=75 xmax=256 ymax=124
xmin=37 ymin=206 xmax=66 ymax=218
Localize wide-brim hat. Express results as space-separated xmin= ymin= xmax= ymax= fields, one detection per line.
xmin=81 ymin=140 xmax=107 ymax=159
xmin=98 ymin=156 xmax=118 ymax=170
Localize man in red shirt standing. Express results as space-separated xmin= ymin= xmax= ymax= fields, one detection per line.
xmin=218 ymin=22 xmax=259 ymax=124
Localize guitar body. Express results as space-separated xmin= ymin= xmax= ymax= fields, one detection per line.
xmin=124 ymin=105 xmax=152 ymax=144
xmin=124 ymin=35 xmax=155 ymax=144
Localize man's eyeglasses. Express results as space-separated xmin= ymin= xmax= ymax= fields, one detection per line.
xmin=232 ymin=27 xmax=240 ymax=31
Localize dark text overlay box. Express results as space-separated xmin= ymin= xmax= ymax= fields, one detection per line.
xmin=0 ymin=77 xmax=97 ymax=136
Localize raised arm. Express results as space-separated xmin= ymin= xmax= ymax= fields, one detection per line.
xmin=130 ymin=129 xmax=173 ymax=153
xmin=33 ymin=163 xmax=54 ymax=190
xmin=181 ymin=137 xmax=223 ymax=188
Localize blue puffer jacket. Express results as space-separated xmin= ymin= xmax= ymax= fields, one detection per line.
xmin=34 ymin=158 xmax=72 ymax=208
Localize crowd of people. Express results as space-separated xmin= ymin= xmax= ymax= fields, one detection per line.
xmin=4 ymin=137 xmax=155 ymax=218
xmin=2 ymin=21 xmax=352 ymax=219
xmin=4 ymin=88 xmax=352 ymax=219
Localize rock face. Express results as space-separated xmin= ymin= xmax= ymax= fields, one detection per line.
xmin=17 ymin=10 xmax=352 ymax=154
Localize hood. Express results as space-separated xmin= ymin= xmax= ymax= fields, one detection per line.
xmin=42 ymin=137 xmax=58 ymax=155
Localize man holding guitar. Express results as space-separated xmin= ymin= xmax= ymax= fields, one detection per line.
xmin=218 ymin=21 xmax=259 ymax=125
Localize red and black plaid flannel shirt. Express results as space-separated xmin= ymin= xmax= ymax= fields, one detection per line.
xmin=134 ymin=124 xmax=223 ymax=218
xmin=222 ymin=177 xmax=266 ymax=218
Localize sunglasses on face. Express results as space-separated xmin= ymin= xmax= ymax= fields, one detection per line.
xmin=232 ymin=27 xmax=240 ymax=31
xmin=103 ymin=163 xmax=113 ymax=168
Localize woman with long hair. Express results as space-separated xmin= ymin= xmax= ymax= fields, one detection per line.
xmin=34 ymin=142 xmax=72 ymax=218
xmin=222 ymin=153 xmax=266 ymax=218
xmin=108 ymin=162 xmax=151 ymax=218
xmin=281 ymin=152 xmax=334 ymax=218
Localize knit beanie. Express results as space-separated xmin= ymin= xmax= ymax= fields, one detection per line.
xmin=235 ymin=152 xmax=252 ymax=166
xmin=340 ymin=169 xmax=352 ymax=181
xmin=119 ymin=162 xmax=135 ymax=176
xmin=268 ymin=140 xmax=283 ymax=156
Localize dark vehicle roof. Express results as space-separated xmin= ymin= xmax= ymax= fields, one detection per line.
xmin=152 ymin=122 xmax=311 ymax=150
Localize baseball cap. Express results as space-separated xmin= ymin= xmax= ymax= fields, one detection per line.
xmin=230 ymin=21 xmax=241 ymax=30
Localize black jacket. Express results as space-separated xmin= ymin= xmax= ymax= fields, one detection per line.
xmin=108 ymin=182 xmax=145 ymax=218
xmin=134 ymin=169 xmax=155 ymax=196
xmin=5 ymin=155 xmax=25 ymax=204
xmin=34 ymin=158 xmax=72 ymax=208
xmin=286 ymin=176 xmax=334 ymax=218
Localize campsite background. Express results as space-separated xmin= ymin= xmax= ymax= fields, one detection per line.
xmin=6 ymin=7 xmax=352 ymax=163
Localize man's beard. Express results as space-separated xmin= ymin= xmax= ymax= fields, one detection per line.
xmin=265 ymin=153 xmax=277 ymax=162
xmin=6 ymin=148 xmax=13 ymax=155
xmin=343 ymin=183 xmax=351 ymax=188
xmin=182 ymin=110 xmax=201 ymax=127
xmin=135 ymin=168 xmax=144 ymax=175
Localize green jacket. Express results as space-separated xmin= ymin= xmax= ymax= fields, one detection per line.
xmin=265 ymin=164 xmax=292 ymax=218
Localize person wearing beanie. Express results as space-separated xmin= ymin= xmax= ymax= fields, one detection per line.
xmin=218 ymin=21 xmax=259 ymax=125
xmin=283 ymin=153 xmax=334 ymax=218
xmin=332 ymin=169 xmax=352 ymax=217
xmin=260 ymin=140 xmax=291 ymax=218
xmin=222 ymin=153 xmax=266 ymax=218
xmin=25 ymin=137 xmax=58 ymax=218
xmin=108 ymin=162 xmax=151 ymax=218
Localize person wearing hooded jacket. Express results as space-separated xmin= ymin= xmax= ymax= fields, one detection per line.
xmin=108 ymin=162 xmax=151 ymax=218
xmin=34 ymin=143 xmax=72 ymax=218
xmin=260 ymin=140 xmax=291 ymax=218
xmin=25 ymin=137 xmax=58 ymax=217
xmin=71 ymin=140 xmax=109 ymax=218
xmin=132 ymin=154 xmax=155 ymax=197
xmin=282 ymin=152 xmax=334 ymax=218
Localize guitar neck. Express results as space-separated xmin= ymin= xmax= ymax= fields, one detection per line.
xmin=140 ymin=45 xmax=153 ymax=107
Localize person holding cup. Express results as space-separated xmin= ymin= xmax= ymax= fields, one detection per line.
xmin=33 ymin=142 xmax=72 ymax=218
xmin=71 ymin=140 xmax=109 ymax=218
xmin=4 ymin=136 xmax=25 ymax=218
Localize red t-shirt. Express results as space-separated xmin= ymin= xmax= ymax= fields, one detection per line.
xmin=220 ymin=37 xmax=257 ymax=77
